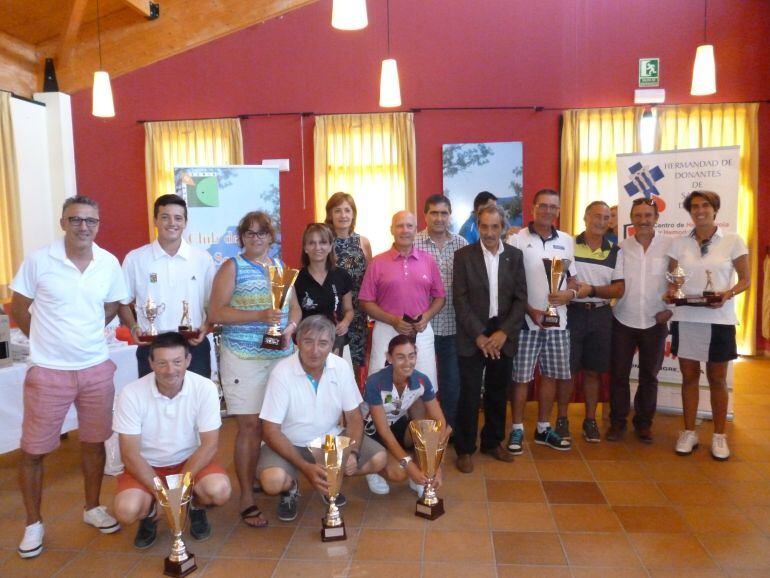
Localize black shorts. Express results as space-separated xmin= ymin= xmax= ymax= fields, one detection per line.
xmin=567 ymin=303 xmax=613 ymax=374
xmin=367 ymin=415 xmax=410 ymax=447
xmin=670 ymin=321 xmax=737 ymax=363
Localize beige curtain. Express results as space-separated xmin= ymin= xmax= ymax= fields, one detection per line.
xmin=0 ymin=92 xmax=22 ymax=301
xmin=561 ymin=107 xmax=644 ymax=234
xmin=144 ymin=119 xmax=243 ymax=240
xmin=314 ymin=113 xmax=416 ymax=254
xmin=657 ymin=103 xmax=758 ymax=355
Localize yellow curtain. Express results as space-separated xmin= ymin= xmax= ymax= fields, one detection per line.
xmin=657 ymin=103 xmax=758 ymax=355
xmin=561 ymin=107 xmax=644 ymax=235
xmin=0 ymin=92 xmax=23 ymax=301
xmin=144 ymin=119 xmax=243 ymax=240
xmin=314 ymin=113 xmax=416 ymax=254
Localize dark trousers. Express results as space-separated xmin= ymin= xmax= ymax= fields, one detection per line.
xmin=136 ymin=338 xmax=212 ymax=379
xmin=609 ymin=318 xmax=668 ymax=429
xmin=454 ymin=351 xmax=512 ymax=455
xmin=434 ymin=334 xmax=461 ymax=430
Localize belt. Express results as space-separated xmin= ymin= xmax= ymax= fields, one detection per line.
xmin=570 ymin=301 xmax=609 ymax=310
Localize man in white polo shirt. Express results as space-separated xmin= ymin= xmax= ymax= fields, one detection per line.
xmin=257 ymin=315 xmax=387 ymax=522
xmin=119 ymin=194 xmax=215 ymax=378
xmin=112 ymin=332 xmax=231 ymax=549
xmin=10 ymin=195 xmax=128 ymax=558
xmin=506 ymin=189 xmax=578 ymax=453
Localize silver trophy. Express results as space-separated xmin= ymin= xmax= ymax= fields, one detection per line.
xmin=141 ymin=296 xmax=166 ymax=337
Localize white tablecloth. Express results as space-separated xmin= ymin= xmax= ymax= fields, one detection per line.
xmin=0 ymin=344 xmax=138 ymax=454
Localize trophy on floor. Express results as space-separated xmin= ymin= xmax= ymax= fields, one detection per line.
xmin=139 ymin=296 xmax=166 ymax=341
xmin=667 ymin=265 xmax=721 ymax=306
xmin=542 ymin=257 xmax=571 ymax=327
xmin=261 ymin=265 xmax=300 ymax=349
xmin=153 ymin=472 xmax=197 ymax=577
xmin=308 ymin=434 xmax=352 ymax=542
xmin=409 ymin=419 xmax=447 ymax=520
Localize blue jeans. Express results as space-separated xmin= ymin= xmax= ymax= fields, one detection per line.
xmin=434 ymin=334 xmax=461 ymax=430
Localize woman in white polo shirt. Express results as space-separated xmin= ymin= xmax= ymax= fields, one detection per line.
xmin=666 ymin=191 xmax=750 ymax=461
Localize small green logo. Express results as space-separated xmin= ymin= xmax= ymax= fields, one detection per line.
xmin=639 ymin=58 xmax=660 ymax=87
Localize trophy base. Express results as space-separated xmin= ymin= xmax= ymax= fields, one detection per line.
xmin=138 ymin=330 xmax=201 ymax=344
xmin=164 ymin=553 xmax=197 ymax=577
xmin=178 ymin=325 xmax=192 ymax=332
xmin=673 ymin=294 xmax=722 ymax=307
xmin=541 ymin=313 xmax=560 ymax=328
xmin=415 ymin=498 xmax=445 ymax=520
xmin=261 ymin=332 xmax=283 ymax=350
xmin=321 ymin=519 xmax=347 ymax=542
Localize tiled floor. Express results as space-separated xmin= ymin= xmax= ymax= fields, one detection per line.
xmin=1 ymin=358 xmax=770 ymax=577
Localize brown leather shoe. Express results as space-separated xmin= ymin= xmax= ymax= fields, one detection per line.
xmin=605 ymin=423 xmax=626 ymax=442
xmin=635 ymin=426 xmax=653 ymax=444
xmin=456 ymin=454 xmax=474 ymax=473
xmin=480 ymin=445 xmax=514 ymax=463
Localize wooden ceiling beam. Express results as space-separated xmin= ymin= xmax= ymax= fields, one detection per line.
xmin=57 ymin=0 xmax=90 ymax=68
xmin=119 ymin=0 xmax=156 ymax=18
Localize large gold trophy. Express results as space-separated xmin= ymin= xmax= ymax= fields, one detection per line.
xmin=261 ymin=265 xmax=299 ymax=349
xmin=308 ymin=434 xmax=352 ymax=542
xmin=409 ymin=419 xmax=447 ymax=520
xmin=541 ymin=257 xmax=571 ymax=327
xmin=153 ymin=472 xmax=197 ymax=577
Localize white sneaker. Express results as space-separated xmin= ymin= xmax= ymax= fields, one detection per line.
xmin=675 ymin=430 xmax=699 ymax=456
xmin=408 ymin=478 xmax=425 ymax=499
xmin=711 ymin=433 xmax=730 ymax=461
xmin=83 ymin=505 xmax=121 ymax=534
xmin=18 ymin=521 xmax=44 ymax=559
xmin=365 ymin=473 xmax=390 ymax=495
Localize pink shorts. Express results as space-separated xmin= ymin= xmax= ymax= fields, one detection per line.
xmin=21 ymin=359 xmax=116 ymax=455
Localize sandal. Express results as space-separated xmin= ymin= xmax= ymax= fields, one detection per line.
xmin=240 ymin=505 xmax=268 ymax=528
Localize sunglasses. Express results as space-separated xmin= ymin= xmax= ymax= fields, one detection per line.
xmin=632 ymin=198 xmax=657 ymax=207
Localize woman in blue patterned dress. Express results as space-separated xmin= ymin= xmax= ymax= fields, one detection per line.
xmin=209 ymin=211 xmax=300 ymax=527
xmin=325 ymin=192 xmax=372 ymax=382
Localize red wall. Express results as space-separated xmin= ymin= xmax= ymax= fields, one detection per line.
xmin=69 ymin=0 xmax=770 ymax=349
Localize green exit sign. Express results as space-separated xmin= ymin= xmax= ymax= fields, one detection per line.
xmin=639 ymin=58 xmax=660 ymax=87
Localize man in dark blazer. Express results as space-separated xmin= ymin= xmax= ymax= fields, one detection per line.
xmin=453 ymin=205 xmax=528 ymax=473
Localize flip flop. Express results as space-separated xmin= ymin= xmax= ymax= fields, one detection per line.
xmin=240 ymin=505 xmax=268 ymax=528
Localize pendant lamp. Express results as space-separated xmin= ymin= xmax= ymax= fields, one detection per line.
xmin=332 ymin=0 xmax=368 ymax=31
xmin=690 ymin=0 xmax=716 ymax=96
xmin=379 ymin=0 xmax=401 ymax=107
xmin=92 ymin=0 xmax=115 ymax=117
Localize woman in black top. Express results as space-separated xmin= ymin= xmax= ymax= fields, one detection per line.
xmin=291 ymin=223 xmax=355 ymax=357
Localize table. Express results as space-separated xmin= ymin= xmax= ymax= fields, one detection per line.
xmin=0 ymin=344 xmax=138 ymax=454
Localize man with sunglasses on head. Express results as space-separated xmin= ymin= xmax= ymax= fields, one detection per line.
xmin=606 ymin=197 xmax=673 ymax=443
xmin=118 ymin=194 xmax=216 ymax=378
xmin=10 ymin=196 xmax=129 ymax=558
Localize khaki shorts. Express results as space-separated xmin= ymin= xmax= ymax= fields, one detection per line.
xmin=219 ymin=348 xmax=282 ymax=415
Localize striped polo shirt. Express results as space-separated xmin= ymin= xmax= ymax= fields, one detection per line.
xmin=572 ymin=233 xmax=620 ymax=305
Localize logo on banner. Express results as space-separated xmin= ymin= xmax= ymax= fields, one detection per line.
xmin=624 ymin=162 xmax=665 ymax=199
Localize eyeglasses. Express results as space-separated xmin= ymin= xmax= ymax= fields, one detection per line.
xmin=67 ymin=217 xmax=100 ymax=228
xmin=244 ymin=229 xmax=269 ymax=240
xmin=632 ymin=198 xmax=657 ymax=207
xmin=535 ymin=203 xmax=560 ymax=212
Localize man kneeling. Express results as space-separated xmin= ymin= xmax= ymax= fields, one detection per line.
xmin=113 ymin=332 xmax=231 ymax=548
xmin=258 ymin=315 xmax=387 ymax=522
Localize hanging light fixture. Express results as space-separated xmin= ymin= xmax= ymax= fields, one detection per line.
xmin=332 ymin=0 xmax=368 ymax=31
xmin=379 ymin=0 xmax=401 ymax=108
xmin=92 ymin=0 xmax=115 ymax=117
xmin=691 ymin=0 xmax=716 ymax=96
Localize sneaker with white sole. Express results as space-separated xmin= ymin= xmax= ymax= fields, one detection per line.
xmin=366 ymin=473 xmax=390 ymax=495
xmin=711 ymin=433 xmax=730 ymax=461
xmin=675 ymin=430 xmax=699 ymax=456
xmin=18 ymin=521 xmax=44 ymax=559
xmin=83 ymin=505 xmax=121 ymax=534
xmin=534 ymin=427 xmax=571 ymax=451
xmin=408 ymin=477 xmax=425 ymax=499
xmin=507 ymin=428 xmax=524 ymax=455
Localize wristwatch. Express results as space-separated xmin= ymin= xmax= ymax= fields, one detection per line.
xmin=399 ymin=456 xmax=413 ymax=469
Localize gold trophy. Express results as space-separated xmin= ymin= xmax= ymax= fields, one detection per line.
xmin=261 ymin=265 xmax=299 ymax=349
xmin=667 ymin=266 xmax=720 ymax=306
xmin=409 ymin=419 xmax=447 ymax=520
xmin=139 ymin=296 xmax=166 ymax=341
xmin=308 ymin=434 xmax=352 ymax=542
xmin=542 ymin=257 xmax=571 ymax=327
xmin=178 ymin=300 xmax=193 ymax=332
xmin=153 ymin=472 xmax=197 ymax=577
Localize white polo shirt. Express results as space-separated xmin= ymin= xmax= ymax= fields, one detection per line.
xmin=113 ymin=371 xmax=221 ymax=467
xmin=121 ymin=239 xmax=215 ymax=331
xmin=10 ymin=239 xmax=128 ymax=370
xmin=260 ymin=351 xmax=363 ymax=447
xmin=507 ymin=224 xmax=577 ymax=330
xmin=667 ymin=228 xmax=747 ymax=325
xmin=612 ymin=233 xmax=672 ymax=329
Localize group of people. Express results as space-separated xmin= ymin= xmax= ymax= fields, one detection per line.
xmin=8 ymin=186 xmax=748 ymax=558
